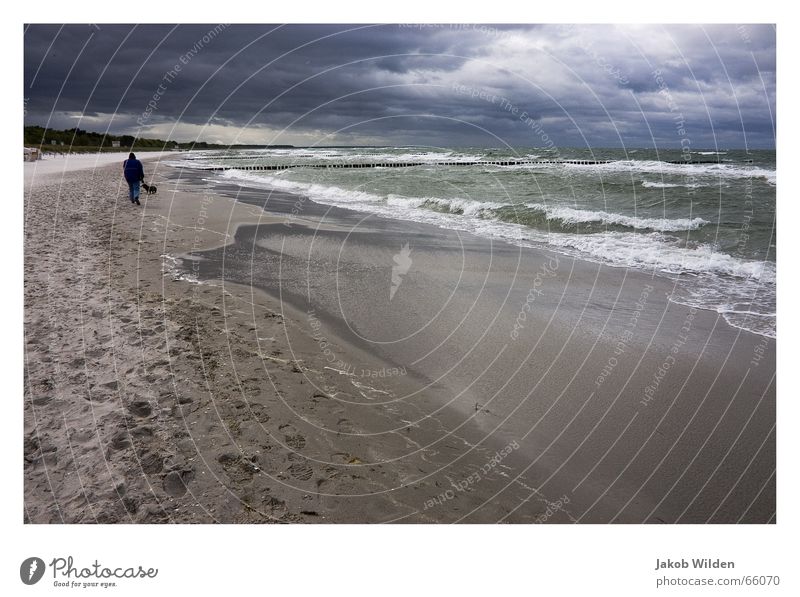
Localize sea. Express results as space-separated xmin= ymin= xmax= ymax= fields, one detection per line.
xmin=170 ymin=146 xmax=776 ymax=338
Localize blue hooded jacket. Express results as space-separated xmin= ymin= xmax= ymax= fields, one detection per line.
xmin=123 ymin=158 xmax=144 ymax=183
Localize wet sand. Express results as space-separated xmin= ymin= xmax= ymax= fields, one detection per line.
xmin=23 ymin=158 xmax=775 ymax=523
xmin=179 ymin=167 xmax=776 ymax=523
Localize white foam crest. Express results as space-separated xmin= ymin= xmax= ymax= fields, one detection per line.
xmin=720 ymin=313 xmax=775 ymax=338
xmin=525 ymin=203 xmax=709 ymax=232
xmin=565 ymin=159 xmax=775 ymax=184
xmin=640 ymin=180 xmax=705 ymax=189
xmin=387 ymin=194 xmax=508 ymax=216
xmin=548 ymin=232 xmax=775 ymax=281
xmin=377 ymin=151 xmax=480 ymax=162
xmin=196 ymin=149 xmax=491 ymax=167
xmin=667 ymin=288 xmax=776 ymax=338
xmin=220 ymin=169 xmax=385 ymax=204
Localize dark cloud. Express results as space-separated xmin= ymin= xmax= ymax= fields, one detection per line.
xmin=23 ymin=23 xmax=776 ymax=147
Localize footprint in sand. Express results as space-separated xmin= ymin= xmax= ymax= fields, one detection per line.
xmin=108 ymin=430 xmax=131 ymax=451
xmin=247 ymin=403 xmax=270 ymax=423
xmin=278 ymin=423 xmax=306 ymax=450
xmin=288 ymin=461 xmax=313 ymax=481
xmin=162 ymin=470 xmax=188 ymax=497
xmin=68 ymin=428 xmax=95 ymax=443
xmin=127 ymin=400 xmax=152 ymax=418
xmin=138 ymin=450 xmax=164 ymax=474
xmin=285 ymin=434 xmax=306 ymax=450
xmin=337 ymin=418 xmax=356 ymax=433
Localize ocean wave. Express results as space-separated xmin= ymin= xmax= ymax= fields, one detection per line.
xmin=220 ymin=170 xmax=711 ymax=235
xmin=548 ymin=232 xmax=775 ymax=281
xmin=216 ymin=148 xmax=485 ymax=164
xmin=385 ymin=195 xmax=708 ymax=232
xmin=299 ymin=151 xmax=484 ymax=163
xmin=183 ymin=152 xmax=776 ymax=187
xmin=565 ymin=159 xmax=775 ymax=185
xmin=386 ymin=194 xmax=503 ymax=217
xmin=640 ymin=180 xmax=705 ymax=189
xmin=220 ymin=169 xmax=386 ymax=204
xmin=215 ymin=169 xmax=773 ymax=283
xmin=208 ymin=167 xmax=775 ymax=336
xmin=524 ymin=203 xmax=709 ymax=232
xmin=720 ymin=313 xmax=775 ymax=338
xmin=667 ymin=288 xmax=776 ymax=338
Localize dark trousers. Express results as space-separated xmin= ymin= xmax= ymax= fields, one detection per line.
xmin=126 ymin=179 xmax=140 ymax=201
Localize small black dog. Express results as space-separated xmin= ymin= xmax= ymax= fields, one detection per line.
xmin=141 ymin=182 xmax=158 ymax=195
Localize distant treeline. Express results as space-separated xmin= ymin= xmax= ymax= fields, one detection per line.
xmin=24 ymin=126 xmax=295 ymax=152
xmin=25 ymin=126 xmax=179 ymax=150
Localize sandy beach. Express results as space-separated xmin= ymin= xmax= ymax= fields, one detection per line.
xmin=16 ymin=20 xmax=788 ymax=597
xmin=23 ymin=156 xmax=527 ymax=523
xmin=23 ymin=156 xmax=775 ymax=523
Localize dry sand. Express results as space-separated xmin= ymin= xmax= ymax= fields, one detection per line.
xmin=23 ymin=158 xmax=424 ymax=522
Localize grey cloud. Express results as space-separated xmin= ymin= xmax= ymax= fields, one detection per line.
xmin=24 ymin=23 xmax=775 ymax=148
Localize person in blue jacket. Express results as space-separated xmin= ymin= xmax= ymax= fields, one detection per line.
xmin=122 ymin=152 xmax=144 ymax=205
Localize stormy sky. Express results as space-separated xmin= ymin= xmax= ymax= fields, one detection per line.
xmin=23 ymin=24 xmax=776 ymax=148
